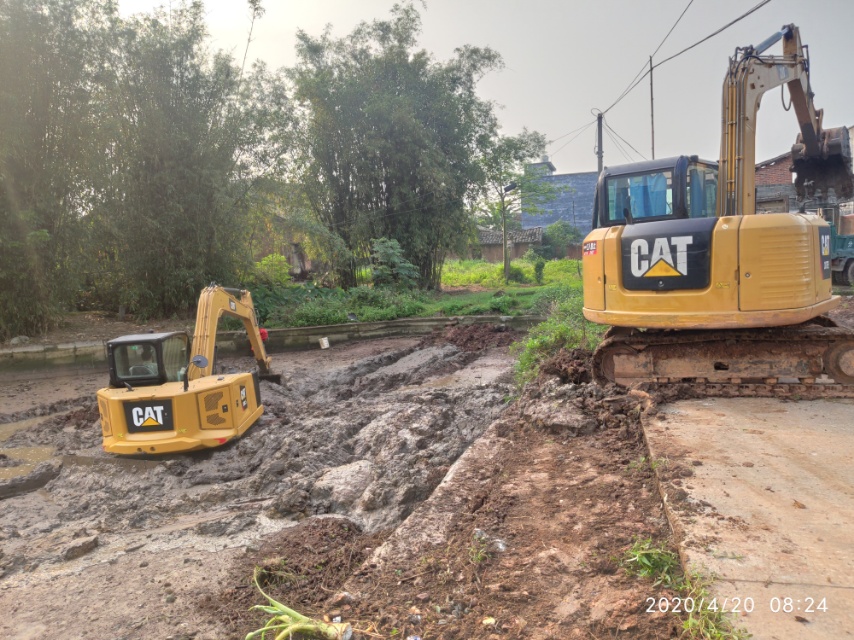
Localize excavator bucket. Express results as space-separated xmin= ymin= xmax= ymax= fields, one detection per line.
xmin=792 ymin=126 xmax=854 ymax=200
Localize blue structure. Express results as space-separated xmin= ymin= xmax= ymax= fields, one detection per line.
xmin=521 ymin=158 xmax=598 ymax=233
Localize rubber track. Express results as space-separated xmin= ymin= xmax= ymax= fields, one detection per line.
xmin=593 ymin=324 xmax=854 ymax=399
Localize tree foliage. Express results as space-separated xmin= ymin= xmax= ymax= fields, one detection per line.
xmin=289 ymin=2 xmax=502 ymax=289
xmin=474 ymin=130 xmax=554 ymax=230
xmin=90 ymin=2 xmax=293 ymax=317
xmin=0 ymin=0 xmax=112 ymax=338
xmin=370 ymin=237 xmax=419 ymax=290
xmin=0 ymin=0 xmax=550 ymax=336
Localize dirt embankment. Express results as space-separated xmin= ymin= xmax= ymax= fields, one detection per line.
xmin=0 ymin=327 xmax=680 ymax=640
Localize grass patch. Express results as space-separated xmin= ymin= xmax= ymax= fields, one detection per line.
xmin=252 ymin=257 xmax=585 ymax=330
xmin=266 ymin=286 xmax=426 ymax=327
xmin=619 ymin=538 xmax=752 ymax=639
xmin=440 ymin=258 xmax=582 ymax=288
xmin=512 ymin=286 xmax=606 ymax=384
xmin=680 ymin=572 xmax=753 ymax=639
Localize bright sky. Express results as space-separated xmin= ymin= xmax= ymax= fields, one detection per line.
xmin=118 ymin=0 xmax=854 ymax=174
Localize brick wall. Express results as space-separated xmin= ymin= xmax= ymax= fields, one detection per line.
xmin=756 ymin=153 xmax=792 ymax=186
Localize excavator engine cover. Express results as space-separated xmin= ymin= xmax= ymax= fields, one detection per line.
xmin=792 ymin=125 xmax=854 ymax=200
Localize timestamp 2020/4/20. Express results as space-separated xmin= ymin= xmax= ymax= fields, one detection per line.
xmin=644 ymin=596 xmax=829 ymax=614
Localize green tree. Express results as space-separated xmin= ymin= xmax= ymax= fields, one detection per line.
xmin=289 ymin=2 xmax=501 ymax=289
xmin=0 ymin=0 xmax=115 ymax=338
xmin=370 ymin=237 xmax=419 ymax=290
xmin=541 ymin=219 xmax=582 ymax=259
xmin=91 ymin=1 xmax=292 ymax=317
xmin=474 ymin=130 xmax=552 ymax=282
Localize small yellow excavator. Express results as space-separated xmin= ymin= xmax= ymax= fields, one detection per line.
xmin=96 ymin=285 xmax=280 ymax=454
xmin=582 ymin=24 xmax=854 ymax=397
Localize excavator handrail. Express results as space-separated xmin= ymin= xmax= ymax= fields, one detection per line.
xmin=189 ymin=284 xmax=272 ymax=380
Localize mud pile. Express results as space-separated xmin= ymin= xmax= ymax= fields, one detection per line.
xmin=0 ymin=339 xmax=514 ymax=581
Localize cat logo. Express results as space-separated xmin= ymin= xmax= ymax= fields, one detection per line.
xmin=630 ymin=236 xmax=693 ymax=278
xmin=132 ymin=405 xmax=166 ymax=428
xmin=821 ymin=232 xmax=831 ymax=256
xmin=240 ymin=385 xmax=248 ymax=410
xmin=124 ymin=399 xmax=174 ymax=433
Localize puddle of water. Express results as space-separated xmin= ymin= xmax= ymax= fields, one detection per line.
xmin=0 ymin=417 xmax=58 ymax=480
xmin=0 ymin=445 xmax=56 ymax=480
xmin=0 ymin=416 xmax=45 ymax=443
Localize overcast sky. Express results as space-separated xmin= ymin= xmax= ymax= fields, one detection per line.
xmin=118 ymin=0 xmax=854 ymax=175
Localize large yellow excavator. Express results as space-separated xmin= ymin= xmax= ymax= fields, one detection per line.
xmin=96 ymin=285 xmax=279 ymax=454
xmin=583 ymin=24 xmax=854 ymax=397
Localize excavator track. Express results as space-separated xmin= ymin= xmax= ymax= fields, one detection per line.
xmin=593 ymin=320 xmax=854 ymax=399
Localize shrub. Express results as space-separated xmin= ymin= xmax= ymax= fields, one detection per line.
xmin=534 ymin=258 xmax=546 ymax=284
xmin=251 ymin=254 xmax=292 ymax=287
xmin=503 ymin=264 xmax=528 ymax=284
xmin=370 ymin=237 xmax=419 ymax=290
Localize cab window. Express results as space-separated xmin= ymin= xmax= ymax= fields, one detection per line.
xmin=687 ymin=162 xmax=717 ymax=218
xmin=607 ymin=170 xmax=673 ymax=224
xmin=114 ymin=343 xmax=159 ymax=379
xmin=162 ymin=335 xmax=189 ymax=382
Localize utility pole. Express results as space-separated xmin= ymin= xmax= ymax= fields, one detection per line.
xmin=596 ymin=112 xmax=604 ymax=174
xmin=502 ymin=182 xmax=517 ymax=284
xmin=650 ymin=56 xmax=655 ymax=159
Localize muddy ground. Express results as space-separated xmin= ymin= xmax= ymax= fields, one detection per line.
xmin=1 ymin=323 xmax=695 ymax=639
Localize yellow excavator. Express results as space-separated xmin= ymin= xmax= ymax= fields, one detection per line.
xmin=96 ymin=285 xmax=280 ymax=454
xmin=583 ymin=24 xmax=854 ymax=397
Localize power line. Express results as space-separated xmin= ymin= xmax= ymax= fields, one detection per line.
xmin=656 ymin=0 xmax=773 ymax=68
xmin=549 ymin=119 xmax=597 ymax=158
xmin=550 ymin=119 xmax=598 ymax=144
xmin=605 ymin=120 xmax=648 ymax=161
xmin=651 ymin=0 xmax=695 ymax=59
xmin=603 ymin=0 xmax=696 ymax=115
xmin=602 ymin=0 xmax=774 ymax=115
xmin=605 ymin=126 xmax=633 ymax=163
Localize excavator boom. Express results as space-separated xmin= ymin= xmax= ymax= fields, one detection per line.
xmin=191 ymin=285 xmax=279 ymax=382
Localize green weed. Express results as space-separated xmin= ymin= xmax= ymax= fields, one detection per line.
xmin=619 ymin=539 xmax=752 ymax=639
xmin=620 ymin=537 xmax=680 ymax=588
xmin=680 ymin=572 xmax=753 ymax=639
xmin=469 ymin=531 xmax=490 ymax=565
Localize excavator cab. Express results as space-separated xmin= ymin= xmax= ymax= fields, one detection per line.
xmin=106 ymin=332 xmax=190 ymax=388
xmin=593 ymin=156 xmax=718 ymax=228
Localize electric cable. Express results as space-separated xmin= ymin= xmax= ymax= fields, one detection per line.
xmin=550 ymin=119 xmax=597 ymax=158
xmin=604 ymin=119 xmax=648 ymax=161
xmin=602 ymin=0 xmax=775 ymax=115
xmin=604 ymin=0 xmax=695 ymax=115
xmin=550 ymin=119 xmax=598 ymax=144
xmin=605 ymin=126 xmax=633 ymax=163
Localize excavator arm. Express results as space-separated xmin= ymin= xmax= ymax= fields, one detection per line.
xmin=190 ymin=285 xmax=274 ymax=380
xmin=719 ymin=24 xmax=853 ymax=216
